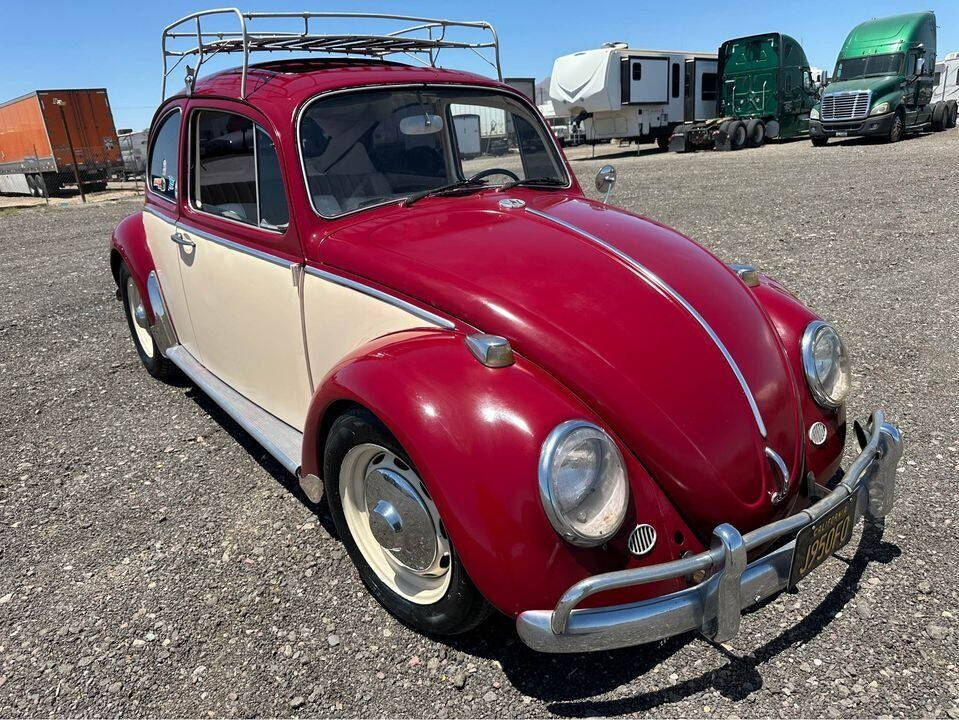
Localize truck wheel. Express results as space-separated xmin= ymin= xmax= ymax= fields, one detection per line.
xmin=811 ymin=136 xmax=828 ymax=147
xmin=932 ymin=103 xmax=946 ymax=131
xmin=745 ymin=119 xmax=765 ymax=147
xmin=86 ymin=181 xmax=108 ymax=193
xmin=948 ymin=102 xmax=958 ymax=129
xmin=656 ymin=135 xmax=669 ymax=151
xmin=727 ymin=121 xmax=747 ymax=150
xmin=323 ymin=408 xmax=492 ymax=636
xmin=886 ymin=111 xmax=904 ymax=143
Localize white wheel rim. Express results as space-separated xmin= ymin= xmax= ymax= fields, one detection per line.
xmin=339 ymin=444 xmax=451 ymax=604
xmin=126 ymin=277 xmax=154 ymax=359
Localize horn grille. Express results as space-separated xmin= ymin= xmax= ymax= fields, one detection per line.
xmin=627 ymin=524 xmax=657 ymax=556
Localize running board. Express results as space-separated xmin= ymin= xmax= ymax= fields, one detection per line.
xmin=166 ymin=345 xmax=303 ymax=476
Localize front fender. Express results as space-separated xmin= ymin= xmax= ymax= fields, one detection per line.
xmin=302 ymin=330 xmax=703 ymax=616
xmin=754 ymin=276 xmax=846 ymax=485
xmin=110 ymin=211 xmax=156 ymax=319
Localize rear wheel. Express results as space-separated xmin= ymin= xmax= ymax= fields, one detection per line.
xmin=118 ymin=263 xmax=173 ymax=381
xmin=811 ymin=136 xmax=828 ymax=147
xmin=948 ymin=102 xmax=958 ymax=129
xmin=727 ymin=120 xmax=747 ymax=150
xmin=656 ymin=135 xmax=670 ymax=151
xmin=745 ymin=119 xmax=765 ymax=148
xmin=886 ymin=111 xmax=904 ymax=143
xmin=86 ymin=180 xmax=108 ymax=193
xmin=932 ymin=103 xmax=947 ymax=131
xmin=323 ymin=408 xmax=491 ymax=636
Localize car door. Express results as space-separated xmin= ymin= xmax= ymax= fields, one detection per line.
xmin=143 ymin=103 xmax=200 ymax=359
xmin=175 ymin=103 xmax=312 ymax=431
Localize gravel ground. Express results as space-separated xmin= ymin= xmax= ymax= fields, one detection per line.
xmin=1 ymin=131 xmax=958 ymax=718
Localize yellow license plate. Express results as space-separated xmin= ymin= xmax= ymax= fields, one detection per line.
xmin=789 ymin=494 xmax=856 ymax=587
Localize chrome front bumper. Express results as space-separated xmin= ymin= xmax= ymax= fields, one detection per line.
xmin=516 ymin=410 xmax=903 ymax=653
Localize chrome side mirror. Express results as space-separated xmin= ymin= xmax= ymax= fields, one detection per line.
xmin=595 ymin=164 xmax=616 ymax=203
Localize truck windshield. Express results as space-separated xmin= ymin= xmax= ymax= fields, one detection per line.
xmin=834 ymin=53 xmax=903 ymax=80
xmin=298 ymin=87 xmax=567 ymax=218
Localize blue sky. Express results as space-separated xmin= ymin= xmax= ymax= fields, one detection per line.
xmin=2 ymin=1 xmax=958 ymax=130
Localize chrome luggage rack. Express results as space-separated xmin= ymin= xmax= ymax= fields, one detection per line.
xmin=161 ymin=8 xmax=502 ymax=100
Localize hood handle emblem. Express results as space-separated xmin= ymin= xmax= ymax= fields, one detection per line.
xmin=764 ymin=447 xmax=789 ymax=504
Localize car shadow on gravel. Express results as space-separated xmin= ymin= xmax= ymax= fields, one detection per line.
xmin=183 ymin=386 xmax=339 ymax=538
xmin=446 ymin=521 xmax=900 ymax=716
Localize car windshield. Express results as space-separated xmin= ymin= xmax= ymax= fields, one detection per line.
xmin=834 ymin=53 xmax=903 ymax=80
xmin=299 ymin=87 xmax=567 ymax=217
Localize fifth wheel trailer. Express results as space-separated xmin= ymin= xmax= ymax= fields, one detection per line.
xmin=550 ymin=43 xmax=718 ymax=149
xmin=0 ymin=89 xmax=121 ymax=196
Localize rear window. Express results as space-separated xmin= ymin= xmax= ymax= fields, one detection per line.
xmin=190 ymin=110 xmax=289 ymax=230
xmin=148 ymin=109 xmax=181 ymax=201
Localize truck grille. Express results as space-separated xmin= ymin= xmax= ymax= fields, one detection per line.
xmin=821 ymin=91 xmax=871 ymax=121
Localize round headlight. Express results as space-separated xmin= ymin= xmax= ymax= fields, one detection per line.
xmin=810 ymin=106 xmax=820 ymax=120
xmin=538 ymin=420 xmax=629 ymax=546
xmin=801 ymin=321 xmax=851 ymax=408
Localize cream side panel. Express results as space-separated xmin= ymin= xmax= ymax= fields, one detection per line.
xmin=178 ymin=234 xmax=312 ymax=431
xmin=303 ymin=274 xmax=435 ymax=385
xmin=142 ymin=210 xmax=199 ymax=357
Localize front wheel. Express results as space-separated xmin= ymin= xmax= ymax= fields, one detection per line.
xmin=811 ymin=136 xmax=828 ymax=147
xmin=886 ymin=112 xmax=904 ymax=143
xmin=323 ymin=408 xmax=491 ymax=636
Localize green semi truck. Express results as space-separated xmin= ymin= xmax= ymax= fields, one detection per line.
xmin=670 ymin=32 xmax=819 ymax=151
xmin=810 ymin=11 xmax=957 ymax=145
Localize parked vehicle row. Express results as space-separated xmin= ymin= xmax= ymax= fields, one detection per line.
xmin=111 ymin=9 xmax=904 ymax=655
xmin=548 ymin=11 xmax=957 ymax=153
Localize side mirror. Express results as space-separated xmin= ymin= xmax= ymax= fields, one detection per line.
xmin=916 ymin=58 xmax=925 ymax=76
xmin=595 ymin=164 xmax=616 ymax=203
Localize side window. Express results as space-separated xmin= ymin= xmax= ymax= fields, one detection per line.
xmin=907 ymin=54 xmax=917 ymax=76
xmin=632 ymin=63 xmax=642 ymax=81
xmin=671 ymin=63 xmax=680 ymax=98
xmin=148 ymin=110 xmax=180 ymax=201
xmin=701 ymin=73 xmax=717 ymax=101
xmin=192 ymin=110 xmax=288 ymax=230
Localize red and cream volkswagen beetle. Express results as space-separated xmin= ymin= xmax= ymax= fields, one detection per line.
xmin=110 ymin=11 xmax=903 ymax=652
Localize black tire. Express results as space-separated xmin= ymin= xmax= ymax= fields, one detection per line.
xmin=86 ymin=180 xmax=108 ymax=193
xmin=948 ymin=102 xmax=958 ymax=129
xmin=745 ymin=119 xmax=765 ymax=148
xmin=811 ymin=136 xmax=828 ymax=147
xmin=656 ymin=135 xmax=670 ymax=151
xmin=886 ymin=110 xmax=904 ymax=143
xmin=323 ymin=407 xmax=492 ymax=636
xmin=118 ymin=263 xmax=174 ymax=381
xmin=932 ymin=103 xmax=946 ymax=131
xmin=727 ymin=120 xmax=747 ymax=150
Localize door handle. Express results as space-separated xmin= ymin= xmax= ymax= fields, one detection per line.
xmin=170 ymin=232 xmax=195 ymax=248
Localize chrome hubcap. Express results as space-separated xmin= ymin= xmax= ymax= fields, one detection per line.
xmin=126 ymin=277 xmax=154 ymax=359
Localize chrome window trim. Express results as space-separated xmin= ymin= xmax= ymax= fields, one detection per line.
xmin=295 ymin=82 xmax=572 ymax=221
xmin=146 ymin=106 xmax=183 ymax=207
xmin=177 ymin=220 xmax=298 ymax=269
xmin=186 ymin=108 xmax=287 ymax=236
xmin=526 ymin=207 xmax=767 ymax=439
xmin=303 ymin=265 xmax=455 ymax=330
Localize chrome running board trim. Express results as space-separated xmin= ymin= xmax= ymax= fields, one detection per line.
xmin=166 ymin=345 xmax=303 ymax=475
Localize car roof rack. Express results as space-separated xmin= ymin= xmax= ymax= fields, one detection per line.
xmin=162 ymin=8 xmax=502 ymax=100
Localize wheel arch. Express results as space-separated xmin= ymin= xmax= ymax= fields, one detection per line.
xmin=300 ymin=330 xmax=698 ymax=616
xmin=111 ymin=210 xmax=157 ymax=320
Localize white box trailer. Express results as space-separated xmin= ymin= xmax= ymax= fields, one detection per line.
xmin=549 ymin=43 xmax=718 ymax=149
xmin=934 ymin=53 xmax=959 ymax=106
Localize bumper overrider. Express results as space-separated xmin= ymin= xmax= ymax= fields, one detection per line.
xmin=516 ymin=410 xmax=903 ymax=653
xmin=810 ymin=113 xmax=896 ymax=138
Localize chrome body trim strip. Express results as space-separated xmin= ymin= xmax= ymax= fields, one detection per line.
xmin=176 ymin=221 xmax=298 ymax=269
xmin=304 ymin=266 xmax=456 ymax=330
xmin=526 ymin=207 xmax=767 ymax=438
xmin=165 ymin=344 xmax=303 ymax=476
xmin=516 ymin=411 xmax=903 ymax=653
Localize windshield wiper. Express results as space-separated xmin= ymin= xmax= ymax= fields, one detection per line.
xmin=402 ymin=179 xmax=488 ymax=207
xmin=498 ymin=177 xmax=567 ymax=191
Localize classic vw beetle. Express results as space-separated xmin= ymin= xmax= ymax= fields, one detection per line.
xmin=111 ymin=10 xmax=903 ymax=653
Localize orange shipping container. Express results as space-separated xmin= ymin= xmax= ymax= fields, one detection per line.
xmin=0 ymin=88 xmax=121 ymax=195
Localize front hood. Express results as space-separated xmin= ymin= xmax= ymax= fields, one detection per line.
xmin=824 ymin=75 xmax=901 ymax=97
xmin=318 ymin=194 xmax=804 ymax=537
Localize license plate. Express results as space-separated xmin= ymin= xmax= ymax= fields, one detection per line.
xmin=789 ymin=494 xmax=856 ymax=587
xmin=835 ymin=131 xmax=848 ymax=137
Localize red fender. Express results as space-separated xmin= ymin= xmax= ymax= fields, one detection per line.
xmin=110 ymin=211 xmax=156 ymax=320
xmin=754 ymin=277 xmax=846 ymax=485
xmin=301 ymin=330 xmax=704 ymax=616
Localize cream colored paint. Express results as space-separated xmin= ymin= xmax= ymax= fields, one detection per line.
xmin=175 ymin=227 xmax=313 ymax=431
xmin=143 ymin=209 xmax=200 ymax=358
xmin=302 ymin=272 xmax=433 ymax=389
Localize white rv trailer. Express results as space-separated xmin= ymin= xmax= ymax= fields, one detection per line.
xmin=537 ymin=101 xmax=574 ymax=144
xmin=934 ymin=52 xmax=959 ymax=110
xmin=550 ymin=43 xmax=718 ymax=149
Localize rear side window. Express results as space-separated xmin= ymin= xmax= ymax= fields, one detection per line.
xmin=701 ymin=73 xmax=718 ymax=101
xmin=191 ymin=110 xmax=289 ymax=230
xmin=672 ymin=63 xmax=680 ymax=98
xmin=148 ymin=110 xmax=180 ymax=201
xmin=632 ymin=63 xmax=642 ymax=81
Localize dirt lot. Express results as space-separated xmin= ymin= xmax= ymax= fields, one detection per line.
xmin=1 ymin=131 xmax=958 ymax=718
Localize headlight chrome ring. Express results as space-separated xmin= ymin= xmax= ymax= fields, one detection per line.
xmin=801 ymin=320 xmax=851 ymax=409
xmin=538 ymin=420 xmax=629 ymax=547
